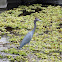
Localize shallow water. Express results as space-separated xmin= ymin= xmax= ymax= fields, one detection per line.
xmin=0 ymin=58 xmax=9 ymax=62
xmin=0 ymin=35 xmax=19 ymax=49
xmin=0 ymin=35 xmax=10 ymax=48
xmin=0 ymin=35 xmax=10 ymax=62
xmin=0 ymin=35 xmax=19 ymax=62
xmin=0 ymin=35 xmax=9 ymax=44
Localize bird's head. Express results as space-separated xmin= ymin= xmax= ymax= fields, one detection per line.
xmin=35 ymin=18 xmax=41 ymax=22
xmin=34 ymin=18 xmax=41 ymax=24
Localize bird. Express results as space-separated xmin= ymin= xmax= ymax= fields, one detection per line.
xmin=19 ymin=18 xmax=41 ymax=49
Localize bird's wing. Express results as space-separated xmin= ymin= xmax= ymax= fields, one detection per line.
xmin=22 ymin=31 xmax=33 ymax=43
xmin=20 ymin=31 xmax=33 ymax=48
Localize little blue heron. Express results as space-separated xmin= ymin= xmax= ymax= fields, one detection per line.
xmin=19 ymin=18 xmax=41 ymax=49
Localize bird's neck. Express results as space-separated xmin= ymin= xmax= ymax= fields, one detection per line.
xmin=32 ymin=21 xmax=36 ymax=33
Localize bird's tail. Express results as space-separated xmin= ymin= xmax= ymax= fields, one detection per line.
xmin=19 ymin=44 xmax=24 ymax=49
xmin=19 ymin=41 xmax=26 ymax=49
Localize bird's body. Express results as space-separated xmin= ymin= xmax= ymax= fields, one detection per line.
xmin=20 ymin=31 xmax=33 ymax=48
xmin=19 ymin=18 xmax=41 ymax=49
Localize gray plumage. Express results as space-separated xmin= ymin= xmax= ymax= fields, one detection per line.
xmin=19 ymin=18 xmax=41 ymax=49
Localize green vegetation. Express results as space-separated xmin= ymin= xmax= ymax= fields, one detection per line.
xmin=0 ymin=4 xmax=62 ymax=62
xmin=0 ymin=55 xmax=3 ymax=59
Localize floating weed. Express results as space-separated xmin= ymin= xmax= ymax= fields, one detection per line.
xmin=35 ymin=53 xmax=48 ymax=59
xmin=9 ymin=57 xmax=14 ymax=62
xmin=0 ymin=55 xmax=3 ymax=59
xmin=29 ymin=46 xmax=36 ymax=51
xmin=18 ymin=50 xmax=27 ymax=56
xmin=9 ymin=38 xmax=18 ymax=42
xmin=3 ymin=48 xmax=27 ymax=56
xmin=52 ymin=53 xmax=60 ymax=56
xmin=14 ymin=56 xmax=28 ymax=62
xmin=39 ymin=59 xmax=49 ymax=62
xmin=44 ymin=49 xmax=50 ymax=54
xmin=32 ymin=58 xmax=36 ymax=62
xmin=0 ymin=4 xmax=62 ymax=62
xmin=6 ymin=55 xmax=12 ymax=59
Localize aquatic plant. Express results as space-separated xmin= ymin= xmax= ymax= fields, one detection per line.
xmin=0 ymin=4 xmax=62 ymax=62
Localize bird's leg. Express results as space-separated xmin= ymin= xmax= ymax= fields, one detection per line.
xmin=16 ymin=46 xmax=22 ymax=50
xmin=19 ymin=48 xmax=22 ymax=50
xmin=28 ymin=42 xmax=30 ymax=46
xmin=27 ymin=42 xmax=30 ymax=51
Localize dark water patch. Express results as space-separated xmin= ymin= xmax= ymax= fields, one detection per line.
xmin=43 ymin=26 xmax=47 ymax=28
xmin=35 ymin=7 xmax=42 ymax=12
xmin=39 ymin=33 xmax=43 ymax=35
xmin=7 ymin=3 xmax=21 ymax=10
xmin=41 ymin=3 xmax=59 ymax=7
xmin=56 ymin=27 xmax=60 ymax=29
xmin=5 ymin=27 xmax=14 ymax=32
xmin=8 ymin=12 xmax=12 ymax=14
xmin=56 ymin=23 xmax=62 ymax=29
xmin=50 ymin=21 xmax=53 ymax=23
xmin=18 ymin=7 xmax=42 ymax=16
xmin=18 ymin=10 xmax=35 ymax=16
xmin=59 ymin=23 xmax=62 ymax=28
xmin=41 ymin=4 xmax=48 ymax=7
xmin=44 ymin=30 xmax=49 ymax=34
xmin=0 ymin=8 xmax=7 ymax=14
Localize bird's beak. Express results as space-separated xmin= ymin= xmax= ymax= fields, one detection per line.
xmin=39 ymin=19 xmax=42 ymax=21
xmin=38 ymin=19 xmax=42 ymax=21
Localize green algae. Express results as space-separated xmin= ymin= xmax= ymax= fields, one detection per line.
xmin=6 ymin=55 xmax=12 ymax=59
xmin=35 ymin=53 xmax=48 ymax=59
xmin=3 ymin=48 xmax=27 ymax=56
xmin=0 ymin=4 xmax=62 ymax=62
xmin=0 ymin=55 xmax=3 ymax=59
